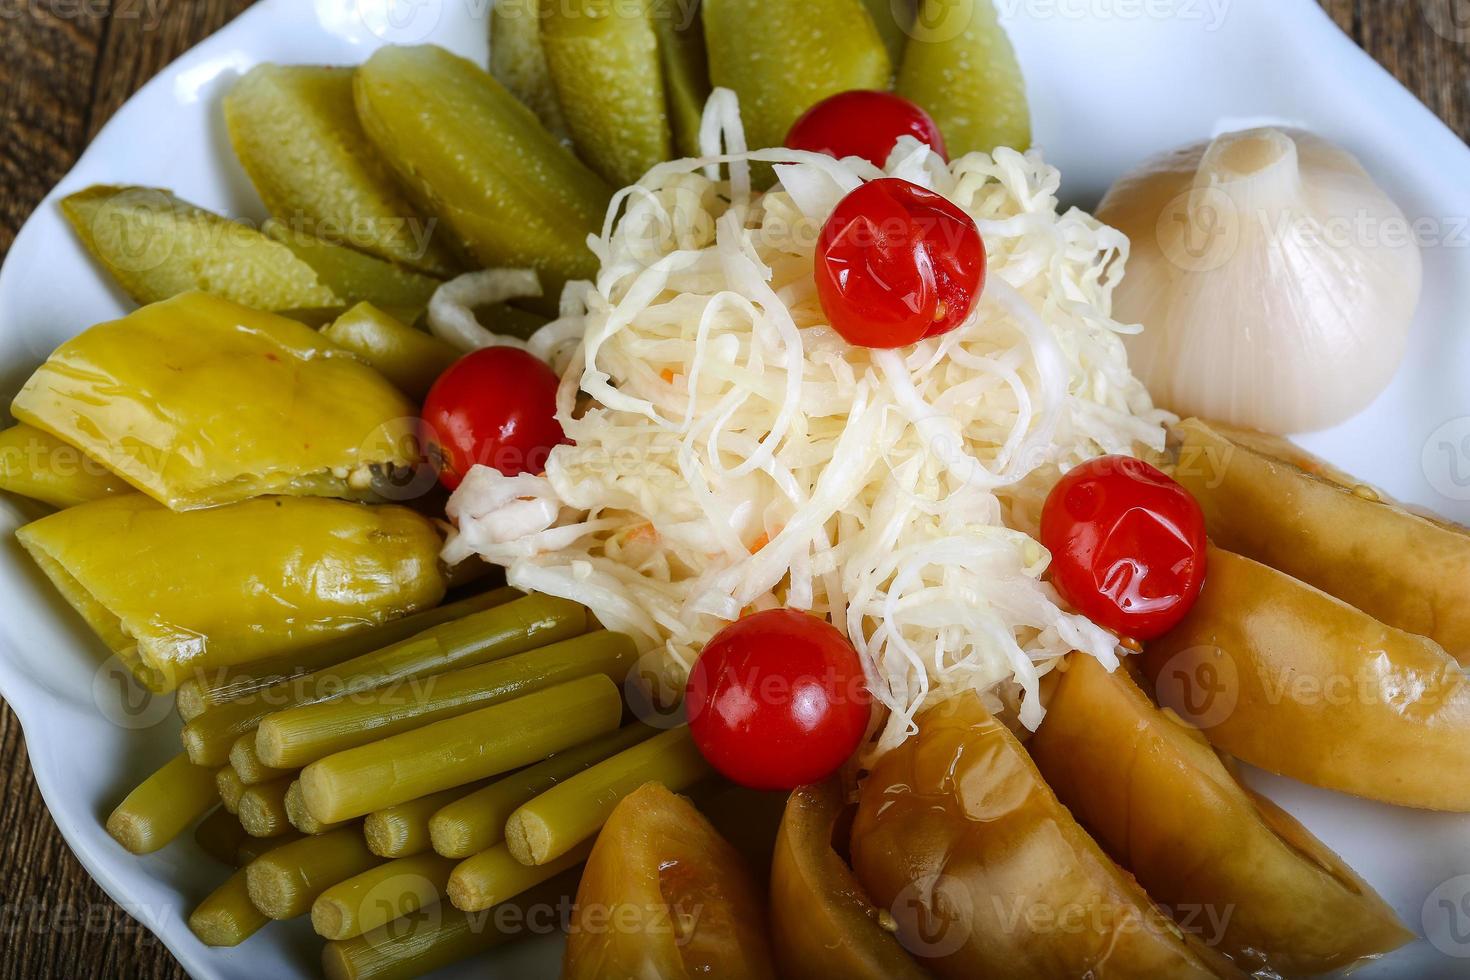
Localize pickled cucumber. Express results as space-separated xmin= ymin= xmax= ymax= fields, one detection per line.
xmin=263 ymin=220 xmax=440 ymax=315
xmin=703 ymin=0 xmax=891 ymax=153
xmin=354 ymin=45 xmax=612 ymax=292
xmin=62 ymin=185 xmax=338 ymax=311
xmin=898 ymin=0 xmax=1031 ymax=154
xmin=224 ymin=64 xmax=459 ymax=276
xmin=863 ymin=0 xmax=913 ymax=68
xmin=490 ymin=0 xmax=571 ymax=139
xmin=542 ymin=0 xmax=671 ymax=187
xmin=653 ymin=0 xmax=711 ymax=157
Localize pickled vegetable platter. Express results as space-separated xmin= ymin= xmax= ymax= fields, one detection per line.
xmin=3 ymin=2 xmax=1470 ymax=979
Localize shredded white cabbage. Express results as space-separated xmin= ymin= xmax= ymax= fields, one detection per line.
xmin=443 ymin=89 xmax=1170 ymax=754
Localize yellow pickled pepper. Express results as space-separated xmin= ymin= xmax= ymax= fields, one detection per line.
xmin=11 ymin=292 xmax=419 ymax=511
xmin=17 ymin=494 xmax=446 ymax=689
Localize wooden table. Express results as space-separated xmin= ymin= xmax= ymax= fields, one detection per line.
xmin=0 ymin=1 xmax=1466 ymax=976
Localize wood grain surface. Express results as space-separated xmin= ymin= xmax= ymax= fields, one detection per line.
xmin=0 ymin=1 xmax=1466 ymax=977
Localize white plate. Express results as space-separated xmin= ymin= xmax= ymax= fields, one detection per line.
xmin=2 ymin=1 xmax=1469 ymax=977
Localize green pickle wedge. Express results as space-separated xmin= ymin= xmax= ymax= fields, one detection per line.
xmin=898 ymin=0 xmax=1032 ymax=154
xmin=863 ymin=0 xmax=913 ymax=68
xmin=62 ymin=185 xmax=339 ymax=311
xmin=354 ymin=45 xmax=613 ymax=293
xmin=490 ymin=0 xmax=572 ymax=140
xmin=262 ymin=219 xmax=440 ymax=315
xmin=541 ymin=0 xmax=672 ymax=187
xmin=63 ymin=185 xmax=444 ymax=315
xmin=653 ymin=0 xmax=712 ymax=158
xmin=224 ymin=64 xmax=460 ymax=276
xmin=703 ymin=0 xmax=891 ymax=153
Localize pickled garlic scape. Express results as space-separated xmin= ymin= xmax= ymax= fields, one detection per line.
xmin=1031 ymin=654 xmax=1411 ymax=975
xmin=850 ymin=693 xmax=1245 ymax=979
xmin=703 ymin=0 xmax=891 ymax=153
xmin=17 ymin=494 xmax=445 ymax=689
xmin=1174 ymin=417 xmax=1470 ymax=665
xmin=353 ymin=45 xmax=613 ymax=290
xmin=770 ymin=781 xmax=928 ymax=980
xmin=540 ymin=0 xmax=671 ymax=187
xmin=1143 ymin=547 xmax=1470 ymax=812
xmin=223 ymin=64 xmax=460 ymax=277
xmin=1099 ymin=128 xmax=1422 ymax=433
xmin=898 ymin=0 xmax=1032 ymax=155
xmin=563 ymin=783 xmax=776 ymax=980
xmin=11 ymin=292 xmax=418 ymax=511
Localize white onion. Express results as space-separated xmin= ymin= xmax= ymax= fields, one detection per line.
xmin=1099 ymin=127 xmax=1422 ymax=434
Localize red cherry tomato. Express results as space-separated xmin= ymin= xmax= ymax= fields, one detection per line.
xmin=1039 ymin=455 xmax=1208 ymax=641
xmin=686 ymin=609 xmax=871 ymax=791
xmin=785 ymin=90 xmax=948 ymax=167
xmin=421 ymin=346 xmax=567 ymax=490
xmin=815 ymin=177 xmax=986 ymax=349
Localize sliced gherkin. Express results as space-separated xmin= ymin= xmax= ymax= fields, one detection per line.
xmin=653 ymin=0 xmax=712 ymax=158
xmin=490 ymin=0 xmax=571 ymax=140
xmin=224 ymin=64 xmax=460 ymax=276
xmin=862 ymin=0 xmax=913 ymax=69
xmin=354 ymin=45 xmax=613 ymax=293
xmin=61 ymin=185 xmax=439 ymax=315
xmin=898 ymin=0 xmax=1031 ymax=154
xmin=263 ymin=218 xmax=440 ymax=316
xmin=62 ymin=185 xmax=339 ymax=311
xmin=17 ymin=494 xmax=446 ymax=688
xmin=542 ymin=0 xmax=671 ymax=187
xmin=11 ymin=291 xmax=419 ymax=511
xmin=703 ymin=0 xmax=891 ymax=153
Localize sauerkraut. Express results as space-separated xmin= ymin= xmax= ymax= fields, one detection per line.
xmin=442 ymin=89 xmax=1170 ymax=753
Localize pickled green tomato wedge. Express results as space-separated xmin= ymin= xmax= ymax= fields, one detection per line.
xmin=490 ymin=0 xmax=572 ymax=140
xmin=898 ymin=0 xmax=1031 ymax=154
xmin=354 ymin=45 xmax=613 ymax=290
xmin=541 ymin=0 xmax=672 ymax=187
xmin=703 ymin=0 xmax=891 ymax=153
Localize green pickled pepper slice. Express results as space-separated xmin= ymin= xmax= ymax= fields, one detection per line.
xmin=898 ymin=0 xmax=1032 ymax=155
xmin=703 ymin=0 xmax=891 ymax=153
